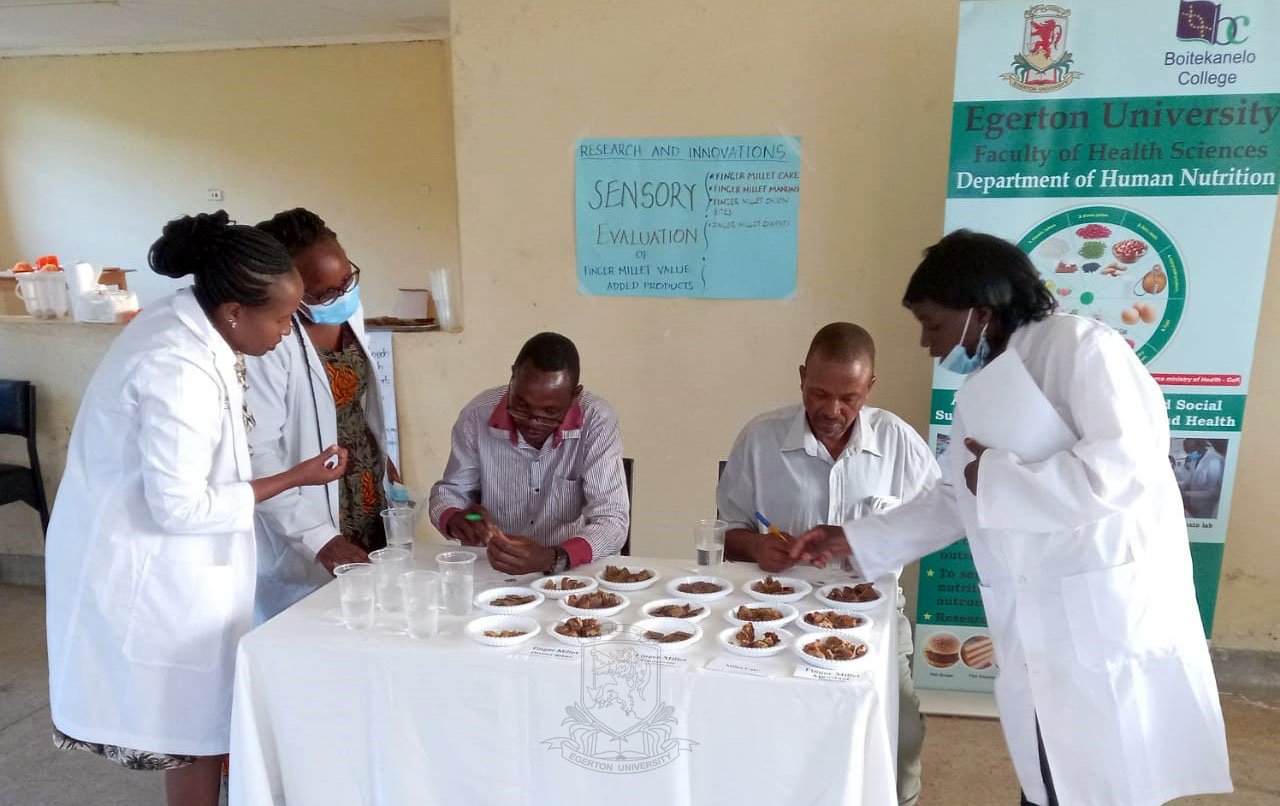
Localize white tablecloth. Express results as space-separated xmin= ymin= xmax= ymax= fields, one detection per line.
xmin=230 ymin=545 xmax=899 ymax=805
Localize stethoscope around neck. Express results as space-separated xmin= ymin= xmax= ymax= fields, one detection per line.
xmin=296 ymin=317 xmax=337 ymax=519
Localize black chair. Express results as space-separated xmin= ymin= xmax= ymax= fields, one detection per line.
xmin=0 ymin=380 xmax=50 ymax=536
xmin=620 ymin=457 xmax=634 ymax=556
xmin=715 ymin=460 xmax=726 ymax=518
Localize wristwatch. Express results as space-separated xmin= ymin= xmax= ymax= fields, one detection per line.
xmin=546 ymin=546 xmax=571 ymax=575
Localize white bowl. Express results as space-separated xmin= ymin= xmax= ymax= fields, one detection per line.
xmin=796 ymin=609 xmax=874 ymax=638
xmin=548 ymin=616 xmax=622 ymax=646
xmin=743 ymin=576 xmax=814 ymax=604
xmin=815 ymin=582 xmax=885 ymax=612
xmin=723 ymin=602 xmax=799 ymax=631
xmin=537 ymin=575 xmax=598 ymax=600
xmin=558 ymin=591 xmax=630 ymax=619
xmin=631 ymin=618 xmax=704 ymax=653
xmin=640 ymin=598 xmax=712 ymax=623
xmin=665 ymin=575 xmax=734 ymax=602
xmin=595 ymin=565 xmax=661 ymax=592
xmin=716 ymin=626 xmax=792 ymax=658
xmin=465 ymin=615 xmax=541 ymax=647
xmin=794 ymin=633 xmax=872 ymax=671
xmin=474 ymin=586 xmax=545 ymax=615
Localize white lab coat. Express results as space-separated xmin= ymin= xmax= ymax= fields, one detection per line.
xmin=45 ymin=288 xmax=257 ymax=756
xmin=243 ymin=306 xmax=389 ymax=623
xmin=848 ymin=314 xmax=1231 ymax=806
xmin=1182 ymin=447 xmax=1225 ymax=519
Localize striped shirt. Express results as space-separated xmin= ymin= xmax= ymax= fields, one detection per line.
xmin=428 ymin=386 xmax=628 ymax=566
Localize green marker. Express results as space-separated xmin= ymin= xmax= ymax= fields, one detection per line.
xmin=465 ymin=513 xmax=484 ymax=522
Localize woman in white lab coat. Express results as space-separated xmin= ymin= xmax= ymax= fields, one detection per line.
xmin=246 ymin=208 xmax=397 ymax=622
xmin=1180 ymin=437 xmax=1226 ymax=519
xmin=44 ymin=211 xmax=348 ymax=806
xmin=793 ymin=230 xmax=1231 ymax=806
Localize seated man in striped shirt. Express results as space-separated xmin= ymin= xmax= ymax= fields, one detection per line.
xmin=428 ymin=332 xmax=629 ymax=575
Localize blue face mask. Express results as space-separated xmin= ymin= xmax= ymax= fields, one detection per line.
xmin=301 ymin=284 xmax=360 ymax=325
xmin=938 ymin=308 xmax=990 ymax=375
xmin=1186 ymin=450 xmax=1203 ymax=463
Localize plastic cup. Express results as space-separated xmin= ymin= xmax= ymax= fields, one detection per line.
xmin=335 ymin=563 xmax=375 ymax=630
xmin=694 ymin=518 xmax=728 ymax=572
xmin=381 ymin=506 xmax=415 ymax=555
xmin=437 ymin=551 xmax=477 ymax=616
xmin=400 ymin=570 xmax=441 ymax=638
xmin=369 ymin=547 xmax=411 ymax=613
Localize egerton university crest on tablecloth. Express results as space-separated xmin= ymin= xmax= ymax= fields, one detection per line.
xmin=1002 ymin=4 xmax=1083 ymax=93
xmin=543 ymin=633 xmax=695 ymax=774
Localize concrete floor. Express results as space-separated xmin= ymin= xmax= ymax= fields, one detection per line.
xmin=2 ymin=583 xmax=1276 ymax=805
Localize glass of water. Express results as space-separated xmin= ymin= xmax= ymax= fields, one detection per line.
xmin=694 ymin=518 xmax=728 ymax=572
xmin=381 ymin=506 xmax=416 ymax=556
xmin=369 ymin=547 xmax=411 ymax=614
xmin=400 ymin=570 xmax=441 ymax=638
xmin=436 ymin=551 xmax=477 ymax=616
xmin=335 ymin=563 xmax=375 ymax=630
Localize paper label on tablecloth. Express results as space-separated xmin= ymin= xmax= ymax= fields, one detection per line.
xmin=655 ymin=654 xmax=689 ymax=669
xmin=704 ymin=657 xmax=767 ymax=677
xmin=793 ymin=665 xmax=866 ymax=684
xmin=526 ymin=645 xmax=580 ymax=661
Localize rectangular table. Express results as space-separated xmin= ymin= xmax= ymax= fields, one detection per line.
xmin=230 ymin=544 xmax=899 ymax=805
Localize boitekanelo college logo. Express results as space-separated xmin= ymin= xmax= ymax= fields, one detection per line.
xmin=1001 ymin=4 xmax=1084 ymax=93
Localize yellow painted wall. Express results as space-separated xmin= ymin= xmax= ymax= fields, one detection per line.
xmin=0 ymin=41 xmax=458 ymax=551
xmin=0 ymin=41 xmax=458 ymax=314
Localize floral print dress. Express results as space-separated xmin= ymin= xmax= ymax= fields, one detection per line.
xmin=318 ymin=330 xmax=387 ymax=552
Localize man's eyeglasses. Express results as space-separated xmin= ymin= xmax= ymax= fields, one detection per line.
xmin=303 ymin=262 xmax=361 ymax=306
xmin=507 ymin=385 xmax=568 ymax=428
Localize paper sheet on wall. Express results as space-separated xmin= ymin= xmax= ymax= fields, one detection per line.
xmin=366 ymin=330 xmax=400 ymax=468
xmin=575 ymin=135 xmax=801 ymax=299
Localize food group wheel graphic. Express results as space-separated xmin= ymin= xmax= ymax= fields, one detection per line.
xmin=1018 ymin=205 xmax=1187 ymax=363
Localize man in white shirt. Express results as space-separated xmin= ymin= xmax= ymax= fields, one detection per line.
xmin=428 ymin=332 xmax=629 ymax=575
xmin=716 ymin=322 xmax=938 ymax=806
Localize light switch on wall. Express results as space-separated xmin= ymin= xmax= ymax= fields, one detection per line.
xmin=207 ymin=188 xmax=224 ymax=201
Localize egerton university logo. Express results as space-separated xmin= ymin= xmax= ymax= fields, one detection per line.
xmin=543 ymin=634 xmax=695 ymax=774
xmin=1002 ymin=4 xmax=1084 ymax=93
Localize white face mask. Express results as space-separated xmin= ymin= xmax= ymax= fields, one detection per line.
xmin=938 ymin=308 xmax=990 ymax=375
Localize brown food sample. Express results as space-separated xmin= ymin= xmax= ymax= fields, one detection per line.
xmin=804 ymin=610 xmax=865 ymax=629
xmin=649 ymin=603 xmax=703 ymax=618
xmin=826 ymin=583 xmax=880 ymax=603
xmin=483 ymin=629 xmax=527 ymax=638
xmin=566 ymin=590 xmax=622 ymax=609
xmin=603 ymin=565 xmax=654 ymax=583
xmin=555 ymin=617 xmax=604 ymax=638
xmin=543 ymin=577 xmax=589 ymax=591
xmin=752 ymin=575 xmax=796 ymax=595
xmin=644 ymin=630 xmax=694 ymax=644
xmin=734 ymin=605 xmax=784 ymax=622
xmin=803 ymin=635 xmax=867 ymax=661
xmin=490 ymin=594 xmax=536 ymax=607
xmin=678 ymin=581 xmax=725 ymax=594
xmin=733 ymin=623 xmax=782 ymax=649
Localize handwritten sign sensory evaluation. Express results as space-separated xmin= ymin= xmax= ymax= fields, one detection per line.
xmin=914 ymin=0 xmax=1280 ymax=700
xmin=575 ymin=136 xmax=800 ymax=299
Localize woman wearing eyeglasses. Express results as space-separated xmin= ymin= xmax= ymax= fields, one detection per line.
xmin=245 ymin=208 xmax=400 ymax=622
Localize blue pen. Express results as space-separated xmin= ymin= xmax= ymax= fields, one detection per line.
xmin=754 ymin=511 xmax=785 ymax=539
